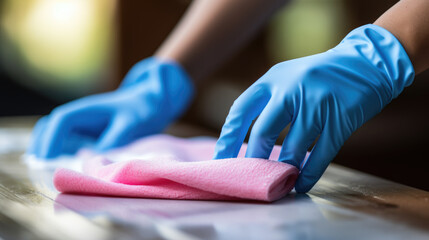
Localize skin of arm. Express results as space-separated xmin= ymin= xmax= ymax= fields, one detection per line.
xmin=155 ymin=0 xmax=288 ymax=81
xmin=374 ymin=0 xmax=429 ymax=74
xmin=157 ymin=0 xmax=429 ymax=80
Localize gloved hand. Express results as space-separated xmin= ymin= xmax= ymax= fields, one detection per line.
xmin=213 ymin=25 xmax=415 ymax=193
xmin=28 ymin=57 xmax=194 ymax=159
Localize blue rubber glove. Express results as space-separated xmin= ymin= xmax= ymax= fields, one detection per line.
xmin=28 ymin=57 xmax=194 ymax=159
xmin=213 ymin=25 xmax=415 ymax=193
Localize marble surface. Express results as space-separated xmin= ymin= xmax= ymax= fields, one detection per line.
xmin=0 ymin=117 xmax=428 ymax=240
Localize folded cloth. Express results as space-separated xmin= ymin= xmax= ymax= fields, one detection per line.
xmin=54 ymin=134 xmax=299 ymax=202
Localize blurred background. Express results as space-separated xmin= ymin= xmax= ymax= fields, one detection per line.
xmin=0 ymin=0 xmax=427 ymax=190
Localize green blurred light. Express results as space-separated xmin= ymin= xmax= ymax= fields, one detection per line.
xmin=0 ymin=0 xmax=116 ymax=99
xmin=268 ymin=0 xmax=347 ymax=62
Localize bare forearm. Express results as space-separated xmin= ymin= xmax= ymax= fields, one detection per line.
xmin=374 ymin=0 xmax=429 ymax=74
xmin=155 ymin=0 xmax=287 ymax=81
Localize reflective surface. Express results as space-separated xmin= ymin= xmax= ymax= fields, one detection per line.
xmin=0 ymin=117 xmax=428 ymax=240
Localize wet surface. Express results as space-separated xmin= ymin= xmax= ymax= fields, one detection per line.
xmin=0 ymin=117 xmax=428 ymax=240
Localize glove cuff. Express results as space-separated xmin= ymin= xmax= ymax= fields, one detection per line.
xmin=120 ymin=57 xmax=195 ymax=119
xmin=340 ymin=24 xmax=415 ymax=100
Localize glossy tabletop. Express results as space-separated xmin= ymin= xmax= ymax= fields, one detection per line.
xmin=0 ymin=117 xmax=428 ymax=240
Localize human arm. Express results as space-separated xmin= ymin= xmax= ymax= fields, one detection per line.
xmin=155 ymin=0 xmax=288 ymax=80
xmin=374 ymin=0 xmax=429 ymax=74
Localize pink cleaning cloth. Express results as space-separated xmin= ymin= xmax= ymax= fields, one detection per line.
xmin=53 ymin=134 xmax=299 ymax=202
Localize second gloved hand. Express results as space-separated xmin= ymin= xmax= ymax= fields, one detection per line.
xmin=213 ymin=25 xmax=415 ymax=193
xmin=29 ymin=57 xmax=194 ymax=159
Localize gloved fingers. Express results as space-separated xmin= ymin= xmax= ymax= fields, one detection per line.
xmin=245 ymin=98 xmax=292 ymax=159
xmin=95 ymin=114 xmax=136 ymax=152
xmin=27 ymin=116 xmax=49 ymax=155
xmin=293 ymin=119 xmax=347 ymax=193
xmin=213 ymin=86 xmax=270 ymax=159
xmin=33 ymin=106 xmax=107 ymax=158
xmin=37 ymin=110 xmax=78 ymax=159
xmin=279 ymin=108 xmax=321 ymax=169
xmin=61 ymin=94 xmax=110 ymax=111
